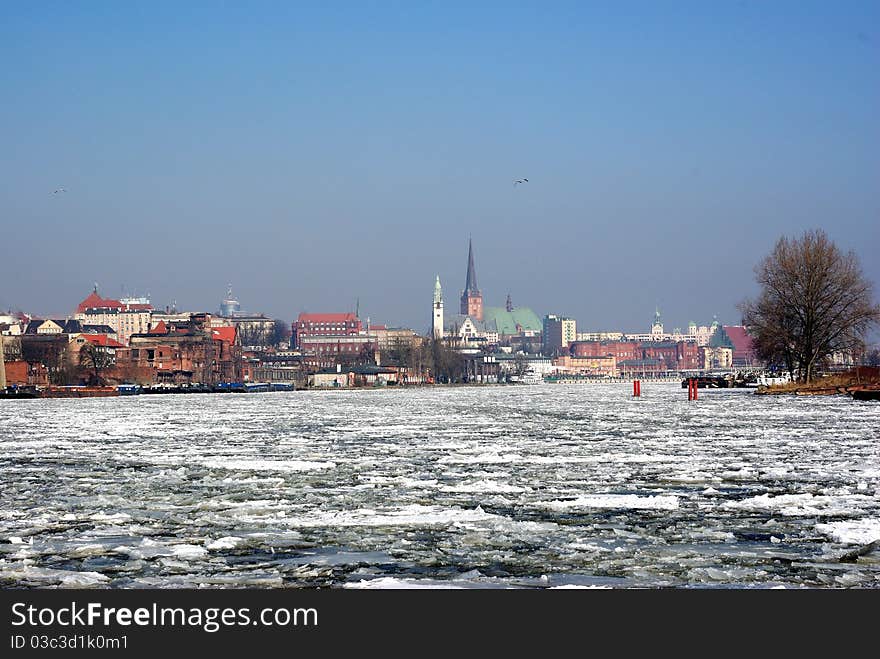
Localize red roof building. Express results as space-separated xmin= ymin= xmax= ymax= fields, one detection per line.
xmin=722 ymin=326 xmax=756 ymax=366
xmin=211 ymin=326 xmax=237 ymax=345
xmin=82 ymin=334 xmax=126 ymax=348
xmin=76 ymin=291 xmax=123 ymax=314
xmin=74 ymin=289 xmax=154 ymax=347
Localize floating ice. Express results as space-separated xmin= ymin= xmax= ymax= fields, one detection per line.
xmin=815 ymin=519 xmax=880 ymax=545
xmin=543 ymin=494 xmax=680 ymax=511
xmin=2 ymin=383 xmax=878 ymax=588
xmin=170 ymin=544 xmax=208 ymax=559
xmin=720 ymin=493 xmax=873 ymax=517
xmin=200 ymin=459 xmax=335 ymax=472
xmin=440 ymin=480 xmax=530 ymax=494
xmin=344 ymin=577 xmax=465 ymax=589
xmin=206 ymin=536 xmax=244 ymax=550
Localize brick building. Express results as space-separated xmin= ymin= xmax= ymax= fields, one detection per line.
xmin=569 ymin=339 xmax=701 ymax=372
xmin=570 ymin=340 xmax=642 ymax=362
xmin=293 ymin=313 xmax=362 ymax=349
xmin=641 ymin=341 xmax=702 ymax=371
xmin=114 ymin=316 xmax=240 ymax=385
xmin=2 ymin=360 xmax=49 ymax=386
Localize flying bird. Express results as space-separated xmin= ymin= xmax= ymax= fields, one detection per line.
xmin=53 ymin=188 xmax=66 ymax=194
xmin=514 ymin=178 xmax=529 ymax=186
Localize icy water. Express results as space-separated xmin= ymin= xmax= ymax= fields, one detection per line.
xmin=1 ymin=383 xmax=878 ymax=589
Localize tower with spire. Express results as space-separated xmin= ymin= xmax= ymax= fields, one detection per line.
xmin=460 ymin=238 xmax=483 ymax=321
xmin=432 ymin=276 xmax=444 ymax=339
xmin=651 ymin=306 xmax=664 ymax=336
xmin=220 ymin=285 xmax=241 ymax=318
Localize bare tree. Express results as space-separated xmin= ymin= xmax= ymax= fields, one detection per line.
xmin=79 ymin=343 xmax=114 ymax=385
xmin=236 ymin=325 xmax=266 ymax=347
xmin=740 ymin=229 xmax=880 ymax=382
xmin=271 ymin=319 xmax=292 ymax=347
xmin=513 ymin=352 xmax=530 ymax=378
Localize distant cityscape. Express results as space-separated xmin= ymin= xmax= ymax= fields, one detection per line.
xmin=0 ymin=238 xmax=839 ymax=390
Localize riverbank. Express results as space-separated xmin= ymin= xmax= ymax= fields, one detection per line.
xmin=756 ymin=367 xmax=880 ymax=397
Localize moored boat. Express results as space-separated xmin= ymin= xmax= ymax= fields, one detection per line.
xmin=41 ymin=386 xmax=120 ymax=398
xmin=850 ymin=389 xmax=880 ymax=401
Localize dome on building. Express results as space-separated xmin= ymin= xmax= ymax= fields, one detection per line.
xmin=220 ymin=285 xmax=241 ymax=317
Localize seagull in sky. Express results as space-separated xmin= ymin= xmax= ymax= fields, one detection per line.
xmin=53 ymin=188 xmax=66 ymax=194
xmin=514 ymin=178 xmax=528 ymax=186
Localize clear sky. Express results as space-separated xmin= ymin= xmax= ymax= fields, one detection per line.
xmin=2 ymin=1 xmax=878 ymax=333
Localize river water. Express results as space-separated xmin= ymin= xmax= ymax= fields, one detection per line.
xmin=1 ymin=383 xmax=878 ymax=588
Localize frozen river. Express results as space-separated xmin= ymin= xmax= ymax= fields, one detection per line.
xmin=1 ymin=383 xmax=878 ymax=588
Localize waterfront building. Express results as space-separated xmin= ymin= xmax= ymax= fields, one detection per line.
xmin=242 ymin=352 xmax=307 ymax=387
xmin=618 ymin=358 xmax=667 ymax=377
xmin=552 ymin=354 xmax=617 ymax=377
xmin=1 ymin=359 xmax=48 ymax=387
xmin=115 ymin=315 xmax=240 ymax=385
xmin=493 ymin=353 xmax=554 ymax=378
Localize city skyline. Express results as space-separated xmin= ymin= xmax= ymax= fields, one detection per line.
xmin=2 ymin=2 xmax=877 ymax=332
xmin=1 ymin=257 xmax=737 ymax=337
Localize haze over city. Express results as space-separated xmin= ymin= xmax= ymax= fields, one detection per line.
xmin=2 ymin=1 xmax=878 ymax=332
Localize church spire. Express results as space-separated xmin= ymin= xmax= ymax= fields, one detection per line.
xmin=460 ymin=238 xmax=484 ymax=321
xmin=464 ymin=237 xmax=479 ymax=295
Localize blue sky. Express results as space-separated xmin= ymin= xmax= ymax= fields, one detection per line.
xmin=2 ymin=1 xmax=877 ymax=333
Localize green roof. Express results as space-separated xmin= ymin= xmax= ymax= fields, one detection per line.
xmin=483 ymin=307 xmax=543 ymax=335
xmin=709 ymin=326 xmax=734 ymax=349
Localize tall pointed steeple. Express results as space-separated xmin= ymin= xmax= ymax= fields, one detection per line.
xmin=460 ymin=238 xmax=484 ymax=321
xmin=464 ymin=237 xmax=480 ymax=295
